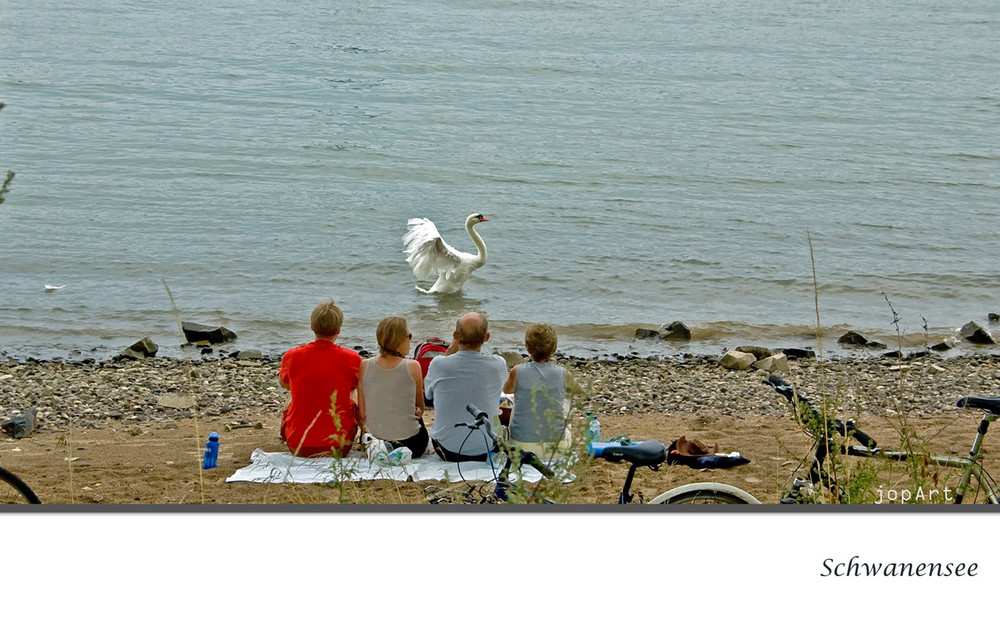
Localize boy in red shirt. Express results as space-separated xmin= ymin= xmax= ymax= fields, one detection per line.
xmin=279 ymin=299 xmax=362 ymax=457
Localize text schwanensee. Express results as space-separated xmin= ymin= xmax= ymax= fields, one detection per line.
xmin=821 ymin=556 xmax=978 ymax=577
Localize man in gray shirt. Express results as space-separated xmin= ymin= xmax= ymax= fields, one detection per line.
xmin=425 ymin=311 xmax=508 ymax=461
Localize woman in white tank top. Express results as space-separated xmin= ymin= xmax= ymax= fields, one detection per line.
xmin=358 ymin=316 xmax=429 ymax=457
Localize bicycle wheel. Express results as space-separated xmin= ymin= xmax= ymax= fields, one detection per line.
xmin=648 ymin=482 xmax=761 ymax=505
xmin=0 ymin=466 xmax=42 ymax=504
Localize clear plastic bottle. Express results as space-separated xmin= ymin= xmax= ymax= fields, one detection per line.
xmin=587 ymin=414 xmax=601 ymax=447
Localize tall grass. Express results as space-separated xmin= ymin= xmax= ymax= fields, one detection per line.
xmin=775 ymin=237 xmax=991 ymax=504
xmin=162 ymin=279 xmax=207 ymax=504
xmin=0 ymin=102 xmax=13 ymax=206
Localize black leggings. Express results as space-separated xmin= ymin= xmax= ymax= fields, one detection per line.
xmin=431 ymin=438 xmax=497 ymax=463
xmin=388 ymin=423 xmax=429 ymax=458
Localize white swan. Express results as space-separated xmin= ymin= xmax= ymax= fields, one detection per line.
xmin=402 ymin=213 xmax=489 ymax=294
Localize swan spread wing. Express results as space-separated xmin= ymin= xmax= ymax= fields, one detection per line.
xmin=402 ymin=218 xmax=470 ymax=280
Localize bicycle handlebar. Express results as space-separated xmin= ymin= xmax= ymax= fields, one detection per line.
xmin=765 ymin=374 xmax=796 ymax=398
xmin=465 ymin=403 xmax=487 ymax=418
xmin=462 ymin=404 xmax=555 ymax=479
xmin=518 ymin=450 xmax=556 ymax=479
xmin=461 ymin=404 xmax=498 ymax=442
xmin=847 ymin=425 xmax=876 ymax=449
xmin=765 ymin=375 xmax=877 ymax=449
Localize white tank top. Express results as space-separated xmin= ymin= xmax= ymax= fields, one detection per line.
xmin=361 ymin=358 xmax=420 ymax=441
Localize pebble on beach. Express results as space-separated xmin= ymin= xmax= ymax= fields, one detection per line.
xmin=0 ymin=348 xmax=998 ymax=437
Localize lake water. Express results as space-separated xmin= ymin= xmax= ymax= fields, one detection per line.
xmin=2 ymin=0 xmax=998 ymax=361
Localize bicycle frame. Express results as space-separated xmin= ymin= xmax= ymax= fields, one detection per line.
xmin=768 ymin=375 xmax=1000 ymax=504
xmin=843 ymin=412 xmax=1000 ymax=504
xmin=937 ymin=457 xmax=998 ymax=504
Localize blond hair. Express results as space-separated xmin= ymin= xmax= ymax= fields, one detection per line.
xmin=310 ymin=299 xmax=344 ymax=338
xmin=525 ymin=323 xmax=557 ymax=362
xmin=376 ymin=316 xmax=409 ymax=357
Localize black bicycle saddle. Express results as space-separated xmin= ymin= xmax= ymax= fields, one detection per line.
xmin=957 ymin=396 xmax=1000 ymax=416
xmin=597 ymin=439 xmax=667 ymax=466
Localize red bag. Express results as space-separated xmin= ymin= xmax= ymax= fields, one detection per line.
xmin=413 ymin=337 xmax=448 ymax=379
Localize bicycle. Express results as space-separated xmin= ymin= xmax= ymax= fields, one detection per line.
xmin=1 ymin=462 xmax=42 ymax=504
xmin=764 ymin=374 xmax=1000 ymax=504
xmin=442 ymin=405 xmax=760 ymax=505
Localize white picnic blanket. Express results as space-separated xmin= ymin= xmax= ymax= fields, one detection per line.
xmin=226 ymin=448 xmax=576 ymax=485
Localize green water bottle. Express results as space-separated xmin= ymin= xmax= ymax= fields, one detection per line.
xmin=586 ymin=413 xmax=600 ymax=448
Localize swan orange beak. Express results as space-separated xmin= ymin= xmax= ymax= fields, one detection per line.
xmin=479 ymin=216 xmax=489 ymax=222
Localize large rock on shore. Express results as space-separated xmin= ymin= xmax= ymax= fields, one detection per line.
xmin=719 ymin=350 xmax=756 ymax=370
xmin=776 ymin=348 xmax=816 ymax=360
xmin=496 ymin=350 xmax=526 ymax=369
xmin=838 ymin=331 xmax=886 ymax=349
xmin=660 ymin=321 xmax=691 ymax=341
xmin=960 ymin=321 xmax=996 ymax=345
xmin=754 ymin=353 xmax=790 ymax=373
xmin=736 ymin=346 xmax=773 ymax=360
xmin=1 ymin=407 xmax=37 ymax=439
xmin=634 ymin=321 xmax=691 ymax=341
xmin=182 ymin=322 xmax=238 ymax=344
xmin=120 ymin=337 xmax=158 ymax=360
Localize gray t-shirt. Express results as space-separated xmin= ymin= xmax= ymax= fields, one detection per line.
xmin=425 ymin=350 xmax=507 ymax=455
xmin=509 ymin=361 xmax=567 ymax=443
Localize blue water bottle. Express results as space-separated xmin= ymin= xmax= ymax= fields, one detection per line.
xmin=202 ymin=432 xmax=219 ymax=469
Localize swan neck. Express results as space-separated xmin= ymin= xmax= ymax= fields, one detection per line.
xmin=467 ymin=220 xmax=487 ymax=264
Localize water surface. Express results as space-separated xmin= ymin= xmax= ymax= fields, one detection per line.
xmin=2 ymin=0 xmax=998 ymax=360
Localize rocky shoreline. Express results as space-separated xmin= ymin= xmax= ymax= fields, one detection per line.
xmin=6 ymin=314 xmax=998 ymax=367
xmin=3 ymin=346 xmax=998 ymax=506
xmin=2 ymin=346 xmax=998 ymax=439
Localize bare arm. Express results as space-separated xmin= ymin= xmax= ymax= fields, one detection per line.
xmin=503 ymin=365 xmax=518 ymax=394
xmin=356 ymin=360 xmax=367 ymax=428
xmin=278 ymin=365 xmax=290 ymax=441
xmin=565 ymin=369 xmax=583 ymax=395
xmin=407 ymin=360 xmax=425 ymax=420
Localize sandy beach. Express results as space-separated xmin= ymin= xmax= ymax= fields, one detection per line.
xmin=2 ymin=348 xmax=999 ymax=506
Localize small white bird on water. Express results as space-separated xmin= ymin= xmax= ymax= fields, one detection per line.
xmin=44 ymin=284 xmax=66 ymax=292
xmin=402 ymin=213 xmax=489 ymax=294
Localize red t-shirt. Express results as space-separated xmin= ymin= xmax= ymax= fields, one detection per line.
xmin=279 ymin=339 xmax=362 ymax=456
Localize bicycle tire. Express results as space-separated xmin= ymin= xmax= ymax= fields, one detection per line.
xmin=0 ymin=466 xmax=42 ymax=504
xmin=648 ymin=482 xmax=761 ymax=505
